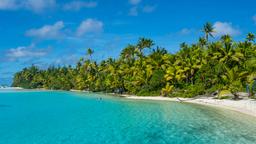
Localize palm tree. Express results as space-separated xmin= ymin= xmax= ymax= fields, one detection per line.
xmin=221 ymin=34 xmax=232 ymax=44
xmin=210 ymin=35 xmax=244 ymax=66
xmin=148 ymin=47 xmax=168 ymax=69
xmin=87 ymin=48 xmax=94 ymax=60
xmin=221 ymin=66 xmax=247 ymax=99
xmin=161 ymin=83 xmax=174 ymax=96
xmin=12 ymin=30 xmax=256 ymax=99
xmin=203 ymin=22 xmax=214 ymax=41
xmin=136 ymin=38 xmax=154 ymax=56
xmin=246 ymin=73 xmax=256 ymax=97
xmin=198 ymin=37 xmax=207 ymax=47
xmin=120 ymin=45 xmax=136 ymax=63
xmin=246 ymin=33 xmax=255 ymax=42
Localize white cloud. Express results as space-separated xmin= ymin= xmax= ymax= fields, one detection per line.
xmin=129 ymin=6 xmax=138 ymax=16
xmin=53 ymin=54 xmax=79 ymax=65
xmin=76 ymin=19 xmax=103 ymax=36
xmin=142 ymin=5 xmax=156 ymax=13
xmin=24 ymin=0 xmax=56 ymax=12
xmin=179 ymin=28 xmax=192 ymax=35
xmin=0 ymin=0 xmax=17 ymax=10
xmin=129 ymin=0 xmax=141 ymax=5
xmin=63 ymin=1 xmax=97 ymax=11
xmin=213 ymin=21 xmax=240 ymax=37
xmin=128 ymin=0 xmax=140 ymax=16
xmin=128 ymin=0 xmax=156 ymax=16
xmin=253 ymin=15 xmax=256 ymax=24
xmin=0 ymin=0 xmax=56 ymax=12
xmin=6 ymin=44 xmax=48 ymax=61
xmin=26 ymin=21 xmax=64 ymax=39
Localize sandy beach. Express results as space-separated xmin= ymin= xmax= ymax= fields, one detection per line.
xmin=0 ymin=87 xmax=24 ymax=91
xmin=124 ymin=95 xmax=256 ymax=117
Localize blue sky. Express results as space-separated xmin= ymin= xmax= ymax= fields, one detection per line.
xmin=0 ymin=0 xmax=256 ymax=85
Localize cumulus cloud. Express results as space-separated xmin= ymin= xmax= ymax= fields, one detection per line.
xmin=0 ymin=0 xmax=17 ymax=10
xmin=253 ymin=15 xmax=256 ymax=24
xmin=53 ymin=54 xmax=80 ymax=65
xmin=129 ymin=0 xmax=141 ymax=5
xmin=213 ymin=21 xmax=240 ymax=37
xmin=76 ymin=19 xmax=103 ymax=36
xmin=63 ymin=1 xmax=97 ymax=11
xmin=128 ymin=0 xmax=156 ymax=16
xmin=129 ymin=6 xmax=138 ymax=16
xmin=6 ymin=44 xmax=48 ymax=61
xmin=24 ymin=0 xmax=56 ymax=12
xmin=128 ymin=0 xmax=140 ymax=16
xmin=142 ymin=5 xmax=156 ymax=13
xmin=179 ymin=28 xmax=193 ymax=35
xmin=0 ymin=0 xmax=100 ymax=12
xmin=0 ymin=0 xmax=56 ymax=12
xmin=26 ymin=21 xmax=65 ymax=39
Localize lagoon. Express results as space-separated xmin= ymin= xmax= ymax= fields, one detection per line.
xmin=0 ymin=90 xmax=256 ymax=144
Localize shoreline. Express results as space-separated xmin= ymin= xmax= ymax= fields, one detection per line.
xmin=123 ymin=95 xmax=256 ymax=117
xmin=0 ymin=87 xmax=23 ymax=90
xmin=71 ymin=90 xmax=256 ymax=118
xmin=2 ymin=88 xmax=256 ymax=117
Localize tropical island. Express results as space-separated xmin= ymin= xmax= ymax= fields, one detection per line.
xmin=12 ymin=23 xmax=256 ymax=100
xmin=2 ymin=0 xmax=256 ymax=143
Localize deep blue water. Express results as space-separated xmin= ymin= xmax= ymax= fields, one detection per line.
xmin=0 ymin=90 xmax=256 ymax=144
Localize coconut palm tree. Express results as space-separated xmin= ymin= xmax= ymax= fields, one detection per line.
xmin=120 ymin=45 xmax=136 ymax=64
xmin=11 ymin=27 xmax=256 ymax=99
xmin=198 ymin=37 xmax=207 ymax=47
xmin=87 ymin=48 xmax=94 ymax=60
xmin=136 ymin=38 xmax=154 ymax=56
xmin=210 ymin=35 xmax=244 ymax=66
xmin=247 ymin=73 xmax=256 ymax=98
xmin=246 ymin=33 xmax=255 ymax=42
xmin=221 ymin=66 xmax=247 ymax=99
xmin=203 ymin=22 xmax=214 ymax=41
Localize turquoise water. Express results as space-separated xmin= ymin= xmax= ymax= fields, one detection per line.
xmin=0 ymin=90 xmax=256 ymax=144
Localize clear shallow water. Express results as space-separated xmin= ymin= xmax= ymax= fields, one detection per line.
xmin=0 ymin=90 xmax=256 ymax=144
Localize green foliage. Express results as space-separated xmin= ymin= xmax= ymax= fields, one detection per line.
xmin=147 ymin=70 xmax=165 ymax=91
xmin=161 ymin=83 xmax=174 ymax=96
xmin=171 ymin=83 xmax=205 ymax=98
xmin=137 ymin=89 xmax=161 ymax=96
xmin=218 ymin=96 xmax=231 ymax=100
xmin=218 ymin=90 xmax=233 ymax=99
xmin=12 ymin=23 xmax=256 ymax=99
xmin=205 ymin=84 xmax=224 ymax=94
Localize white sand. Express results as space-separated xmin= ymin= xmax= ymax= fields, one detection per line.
xmin=70 ymin=89 xmax=90 ymax=92
xmin=0 ymin=87 xmax=23 ymax=90
xmin=124 ymin=95 xmax=256 ymax=117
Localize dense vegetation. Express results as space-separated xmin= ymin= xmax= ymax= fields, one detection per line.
xmin=12 ymin=23 xmax=256 ymax=98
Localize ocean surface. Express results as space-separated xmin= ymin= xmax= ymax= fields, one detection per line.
xmin=0 ymin=90 xmax=256 ymax=144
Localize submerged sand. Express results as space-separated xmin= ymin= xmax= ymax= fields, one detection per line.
xmin=123 ymin=95 xmax=256 ymax=117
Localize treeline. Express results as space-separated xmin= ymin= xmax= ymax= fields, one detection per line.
xmin=12 ymin=23 xmax=256 ymax=98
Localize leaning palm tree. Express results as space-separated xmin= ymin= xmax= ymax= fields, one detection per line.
xmin=203 ymin=22 xmax=214 ymax=41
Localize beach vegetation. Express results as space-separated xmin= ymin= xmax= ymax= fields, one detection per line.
xmin=12 ymin=23 xmax=256 ymax=98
